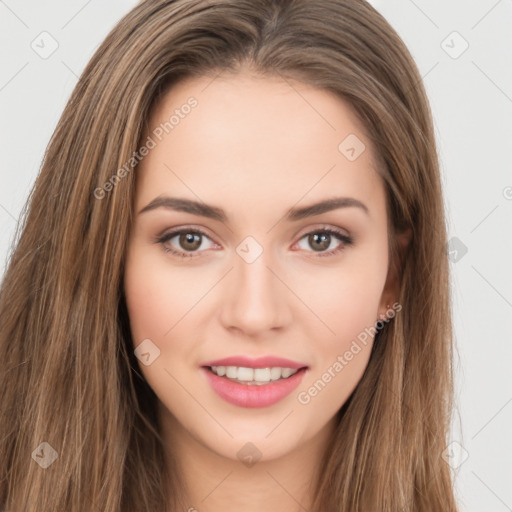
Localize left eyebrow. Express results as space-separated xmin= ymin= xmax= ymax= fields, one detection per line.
xmin=285 ymin=196 xmax=369 ymax=221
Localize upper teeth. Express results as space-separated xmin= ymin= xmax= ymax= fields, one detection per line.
xmin=211 ymin=366 xmax=298 ymax=383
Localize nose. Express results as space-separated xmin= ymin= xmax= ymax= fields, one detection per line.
xmin=219 ymin=249 xmax=292 ymax=336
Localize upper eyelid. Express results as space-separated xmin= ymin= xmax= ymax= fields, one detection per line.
xmin=294 ymin=224 xmax=351 ymax=239
xmin=159 ymin=225 xmax=216 ymax=241
xmin=160 ymin=223 xmax=350 ymax=238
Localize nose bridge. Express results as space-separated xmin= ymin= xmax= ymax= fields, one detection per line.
xmin=219 ymin=244 xmax=289 ymax=334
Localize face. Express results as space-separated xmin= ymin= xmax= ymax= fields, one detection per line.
xmin=123 ymin=71 xmax=397 ymax=463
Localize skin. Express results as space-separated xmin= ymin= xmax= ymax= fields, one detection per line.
xmin=123 ymin=70 xmax=400 ymax=512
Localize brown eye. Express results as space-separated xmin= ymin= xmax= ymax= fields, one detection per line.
xmin=308 ymin=232 xmax=331 ymax=252
xmin=296 ymin=228 xmax=353 ymax=257
xmin=178 ymin=232 xmax=202 ymax=251
xmin=157 ymin=228 xmax=216 ymax=258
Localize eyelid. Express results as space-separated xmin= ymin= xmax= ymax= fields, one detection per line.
xmin=157 ymin=224 xmax=217 ymax=242
xmin=293 ymin=223 xmax=351 ymax=241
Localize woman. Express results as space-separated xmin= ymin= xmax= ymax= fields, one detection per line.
xmin=0 ymin=0 xmax=458 ymax=510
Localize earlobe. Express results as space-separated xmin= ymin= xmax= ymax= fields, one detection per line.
xmin=377 ymin=228 xmax=411 ymax=320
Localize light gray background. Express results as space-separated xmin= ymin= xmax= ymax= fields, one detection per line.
xmin=1 ymin=1 xmax=511 ymax=510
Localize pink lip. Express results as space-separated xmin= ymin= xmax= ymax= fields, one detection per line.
xmin=201 ymin=355 xmax=308 ymax=370
xmin=201 ymin=366 xmax=308 ymax=408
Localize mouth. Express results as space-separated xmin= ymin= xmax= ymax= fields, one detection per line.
xmin=200 ymin=363 xmax=309 ymax=408
xmin=204 ymin=364 xmax=308 ymax=385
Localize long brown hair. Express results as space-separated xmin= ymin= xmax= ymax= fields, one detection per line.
xmin=0 ymin=0 xmax=457 ymax=510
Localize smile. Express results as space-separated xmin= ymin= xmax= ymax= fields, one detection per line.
xmin=201 ymin=366 xmax=308 ymax=408
xmin=209 ymin=365 xmax=299 ymax=384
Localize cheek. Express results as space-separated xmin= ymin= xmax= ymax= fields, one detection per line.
xmin=308 ymin=275 xmax=380 ymax=383
xmin=296 ymin=258 xmax=386 ymax=345
xmin=123 ymin=246 xmax=209 ymax=342
xmin=124 ymin=263 xmax=167 ymax=343
xmin=332 ymin=276 xmax=383 ymax=346
xmin=296 ymin=289 xmax=379 ymax=413
xmin=294 ymin=249 xmax=387 ymax=405
xmin=123 ymin=247 xmax=199 ymax=402
xmin=123 ymin=244 xmax=227 ymax=396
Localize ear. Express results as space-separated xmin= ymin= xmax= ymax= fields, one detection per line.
xmin=377 ymin=228 xmax=411 ymax=320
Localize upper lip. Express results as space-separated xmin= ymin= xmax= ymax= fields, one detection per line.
xmin=201 ymin=355 xmax=308 ymax=370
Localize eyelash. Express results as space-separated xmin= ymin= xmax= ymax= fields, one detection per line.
xmin=155 ymin=226 xmax=353 ymax=259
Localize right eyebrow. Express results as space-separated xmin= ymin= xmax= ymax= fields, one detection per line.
xmin=138 ymin=196 xmax=227 ymax=222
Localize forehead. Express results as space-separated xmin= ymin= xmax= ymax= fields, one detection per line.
xmin=135 ymin=72 xmax=386 ymax=222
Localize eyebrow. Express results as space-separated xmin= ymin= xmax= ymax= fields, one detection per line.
xmin=138 ymin=195 xmax=369 ymax=222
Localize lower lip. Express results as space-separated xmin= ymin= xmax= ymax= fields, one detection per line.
xmin=201 ymin=367 xmax=308 ymax=408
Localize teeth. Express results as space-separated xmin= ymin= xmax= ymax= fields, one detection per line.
xmin=270 ymin=367 xmax=282 ymax=380
xmin=210 ymin=365 xmax=299 ymax=384
xmin=226 ymin=366 xmax=238 ymax=379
